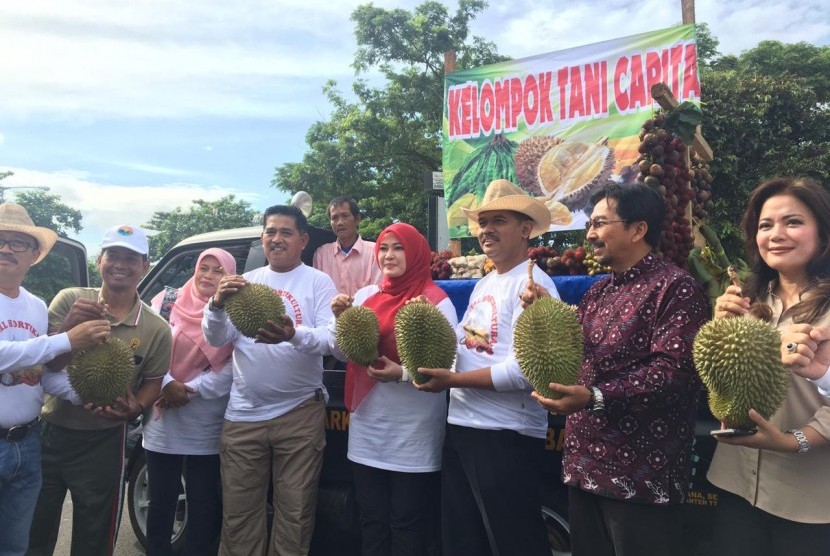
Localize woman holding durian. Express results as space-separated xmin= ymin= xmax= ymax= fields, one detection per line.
xmin=708 ymin=177 xmax=830 ymax=555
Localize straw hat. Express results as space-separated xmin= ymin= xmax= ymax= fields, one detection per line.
xmin=463 ymin=179 xmax=551 ymax=239
xmin=0 ymin=203 xmax=58 ymax=264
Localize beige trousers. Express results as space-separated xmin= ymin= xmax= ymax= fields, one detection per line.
xmin=218 ymin=397 xmax=326 ymax=556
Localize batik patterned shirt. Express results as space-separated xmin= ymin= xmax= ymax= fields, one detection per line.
xmin=562 ymin=253 xmax=709 ymax=505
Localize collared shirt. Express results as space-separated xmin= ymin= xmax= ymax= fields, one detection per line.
xmin=707 ymin=285 xmax=830 ymax=523
xmin=313 ymin=236 xmax=382 ymax=297
xmin=42 ymin=287 xmax=172 ymax=430
xmin=448 ymin=260 xmax=559 ymax=439
xmin=563 ymin=253 xmax=709 ymax=504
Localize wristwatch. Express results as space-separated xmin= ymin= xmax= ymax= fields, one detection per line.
xmin=787 ymin=428 xmax=810 ymax=454
xmin=588 ymin=386 xmax=605 ymax=413
xmin=208 ymin=297 xmax=224 ymax=312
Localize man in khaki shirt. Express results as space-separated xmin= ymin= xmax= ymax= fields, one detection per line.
xmin=27 ymin=225 xmax=172 ymax=556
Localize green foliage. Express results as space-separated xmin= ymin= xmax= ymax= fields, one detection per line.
xmin=143 ymin=195 xmax=259 ymax=258
xmin=13 ymin=191 xmax=82 ymax=237
xmin=693 ymin=23 xmax=720 ymax=68
xmin=272 ymin=0 xmax=506 ymax=239
xmin=88 ymin=258 xmax=102 ymax=287
xmin=701 ymin=70 xmax=830 ymax=257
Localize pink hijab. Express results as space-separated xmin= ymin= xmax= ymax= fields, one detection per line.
xmin=159 ymin=248 xmax=236 ymax=382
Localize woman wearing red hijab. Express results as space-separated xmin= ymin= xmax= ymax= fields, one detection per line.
xmin=143 ymin=248 xmax=236 ymax=556
xmin=330 ymin=223 xmax=459 ymax=556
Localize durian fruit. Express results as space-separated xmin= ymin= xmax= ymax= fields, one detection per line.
xmin=395 ymin=300 xmax=457 ymax=384
xmin=536 ymin=139 xmax=614 ymax=211
xmin=693 ymin=317 xmax=789 ymax=428
xmin=225 ymin=283 xmax=286 ymax=338
xmin=514 ymin=297 xmax=584 ymax=399
xmin=514 ymin=136 xmax=562 ymax=196
xmin=68 ymin=338 xmax=135 ymax=407
xmin=337 ymin=306 xmax=380 ymax=366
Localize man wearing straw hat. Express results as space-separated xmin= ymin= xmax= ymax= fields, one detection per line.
xmin=27 ymin=224 xmax=172 ymax=556
xmin=416 ymin=179 xmax=558 ymax=556
xmin=0 ymin=203 xmax=111 ymax=556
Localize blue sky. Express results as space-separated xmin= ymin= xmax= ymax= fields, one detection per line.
xmin=1 ymin=0 xmax=828 ymax=256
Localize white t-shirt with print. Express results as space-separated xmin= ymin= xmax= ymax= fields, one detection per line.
xmin=448 ymin=260 xmax=559 ymax=439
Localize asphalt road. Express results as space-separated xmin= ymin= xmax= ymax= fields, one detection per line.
xmin=54 ymin=494 xmax=144 ymax=556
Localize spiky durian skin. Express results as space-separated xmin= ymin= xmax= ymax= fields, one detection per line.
xmin=514 ymin=297 xmax=584 ymax=399
xmin=225 ymin=283 xmax=286 ymax=338
xmin=395 ymin=301 xmax=457 ymax=385
xmin=337 ymin=306 xmax=380 ymax=367
xmin=67 ymin=338 xmax=135 ymax=407
xmin=692 ymin=317 xmax=789 ymax=428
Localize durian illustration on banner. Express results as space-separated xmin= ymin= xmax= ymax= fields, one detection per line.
xmin=442 ymin=25 xmax=702 ymax=238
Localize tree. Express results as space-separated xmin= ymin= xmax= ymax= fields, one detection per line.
xmin=88 ymin=258 xmax=102 ymax=287
xmin=143 ymin=195 xmax=259 ymax=257
xmin=272 ymin=0 xmax=506 ymax=239
xmin=12 ymin=191 xmax=86 ymax=303
xmin=699 ymin=38 xmax=830 ymax=258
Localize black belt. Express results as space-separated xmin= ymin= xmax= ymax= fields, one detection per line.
xmin=0 ymin=419 xmax=38 ymax=442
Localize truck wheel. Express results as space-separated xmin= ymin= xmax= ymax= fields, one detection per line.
xmin=542 ymin=503 xmax=571 ymax=556
xmin=127 ymin=450 xmax=188 ymax=553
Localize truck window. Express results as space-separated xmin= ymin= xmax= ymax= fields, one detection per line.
xmin=140 ymin=245 xmax=250 ymax=305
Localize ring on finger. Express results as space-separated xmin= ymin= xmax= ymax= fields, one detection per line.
xmin=786 ymin=342 xmax=798 ymax=354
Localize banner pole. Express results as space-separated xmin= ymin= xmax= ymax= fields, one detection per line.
xmin=444 ymin=51 xmax=462 ymax=257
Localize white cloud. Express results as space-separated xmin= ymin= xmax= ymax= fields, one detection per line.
xmin=0 ymin=0 xmax=425 ymax=121
xmin=0 ymin=166 xmax=271 ymax=256
xmin=474 ymin=0 xmax=829 ymax=60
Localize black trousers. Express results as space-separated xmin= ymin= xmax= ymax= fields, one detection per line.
xmin=145 ymin=450 xmax=221 ymax=556
xmin=711 ymin=488 xmax=830 ymax=556
xmin=351 ymin=462 xmax=438 ymax=556
xmin=440 ymin=424 xmax=549 ymax=556
xmin=568 ymin=486 xmax=683 ymax=556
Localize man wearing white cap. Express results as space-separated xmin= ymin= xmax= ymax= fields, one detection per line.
xmin=415 ymin=180 xmax=559 ymax=556
xmin=0 ymin=203 xmax=111 ymax=556
xmin=27 ymin=225 xmax=172 ymax=556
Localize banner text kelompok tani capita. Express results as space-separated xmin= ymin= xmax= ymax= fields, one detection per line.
xmin=442 ymin=25 xmax=701 ymax=237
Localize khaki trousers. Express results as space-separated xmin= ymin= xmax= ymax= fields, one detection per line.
xmin=218 ymin=397 xmax=326 ymax=556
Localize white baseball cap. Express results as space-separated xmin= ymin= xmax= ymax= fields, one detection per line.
xmin=101 ymin=225 xmax=149 ymax=256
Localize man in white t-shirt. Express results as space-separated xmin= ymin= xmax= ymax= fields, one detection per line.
xmin=0 ymin=203 xmax=110 ymax=556
xmin=200 ymin=205 xmax=336 ymax=556
xmin=416 ymin=180 xmax=557 ymax=556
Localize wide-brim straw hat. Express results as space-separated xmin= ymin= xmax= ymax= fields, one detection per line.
xmin=463 ymin=179 xmax=551 ymax=239
xmin=0 ymin=203 xmax=59 ymax=264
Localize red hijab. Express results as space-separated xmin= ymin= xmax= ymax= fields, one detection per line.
xmin=345 ymin=223 xmax=447 ymax=411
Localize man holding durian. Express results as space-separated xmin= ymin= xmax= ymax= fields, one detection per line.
xmin=533 ymin=183 xmax=709 ymax=556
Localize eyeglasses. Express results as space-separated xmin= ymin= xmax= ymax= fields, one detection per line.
xmin=584 ymin=219 xmax=629 ymax=231
xmin=0 ymin=239 xmax=35 ymax=253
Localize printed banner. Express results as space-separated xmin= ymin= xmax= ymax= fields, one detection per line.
xmin=442 ymin=25 xmax=701 ymax=238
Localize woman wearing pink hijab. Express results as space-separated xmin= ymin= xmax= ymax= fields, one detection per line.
xmin=143 ymin=248 xmax=236 ymax=556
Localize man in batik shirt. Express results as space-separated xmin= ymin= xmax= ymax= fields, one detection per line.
xmin=534 ymin=183 xmax=709 ymax=556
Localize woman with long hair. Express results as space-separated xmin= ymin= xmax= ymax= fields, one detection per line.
xmin=143 ymin=248 xmax=237 ymax=555
xmin=708 ymin=177 xmax=830 ymax=555
xmin=329 ymin=222 xmax=458 ymax=556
